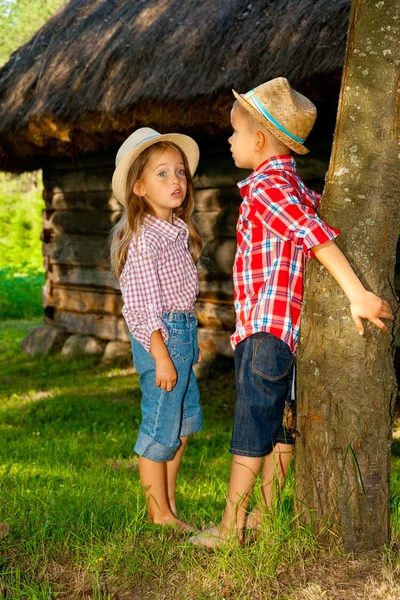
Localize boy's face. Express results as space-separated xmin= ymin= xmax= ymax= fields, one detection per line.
xmin=228 ymin=105 xmax=258 ymax=170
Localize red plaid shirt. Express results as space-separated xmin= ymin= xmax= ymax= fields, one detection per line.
xmin=231 ymin=156 xmax=340 ymax=354
xmin=120 ymin=214 xmax=199 ymax=351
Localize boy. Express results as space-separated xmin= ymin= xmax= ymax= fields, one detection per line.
xmin=190 ymin=77 xmax=394 ymax=547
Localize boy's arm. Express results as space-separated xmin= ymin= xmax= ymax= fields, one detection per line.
xmin=312 ymin=240 xmax=394 ymax=335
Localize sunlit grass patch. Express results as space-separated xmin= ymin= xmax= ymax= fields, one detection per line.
xmin=0 ymin=319 xmax=399 ymax=598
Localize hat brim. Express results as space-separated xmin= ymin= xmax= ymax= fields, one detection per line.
xmin=232 ymin=90 xmax=309 ymax=155
xmin=112 ymin=133 xmax=200 ymax=206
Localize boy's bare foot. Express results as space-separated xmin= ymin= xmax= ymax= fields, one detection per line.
xmin=245 ymin=507 xmax=264 ymax=531
xmin=189 ymin=525 xmax=241 ymax=548
xmin=150 ymin=515 xmax=193 ymax=532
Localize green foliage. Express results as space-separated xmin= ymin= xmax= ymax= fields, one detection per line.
xmin=0 ymin=172 xmax=45 ymax=318
xmin=0 ymin=172 xmax=44 ymax=271
xmin=0 ymin=268 xmax=44 ymax=318
xmin=0 ymin=0 xmax=68 ymax=67
xmin=0 ymin=320 xmax=399 ymax=598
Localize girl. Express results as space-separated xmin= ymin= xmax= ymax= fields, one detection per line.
xmin=110 ymin=128 xmax=202 ymax=530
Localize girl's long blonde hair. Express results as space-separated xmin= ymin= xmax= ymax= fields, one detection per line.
xmin=110 ymin=141 xmax=202 ymax=278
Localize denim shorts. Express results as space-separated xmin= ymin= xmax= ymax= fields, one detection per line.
xmin=130 ymin=311 xmax=202 ymax=462
xmin=230 ymin=332 xmax=295 ymax=458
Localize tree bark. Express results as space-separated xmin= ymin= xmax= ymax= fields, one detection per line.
xmin=295 ymin=0 xmax=399 ymax=552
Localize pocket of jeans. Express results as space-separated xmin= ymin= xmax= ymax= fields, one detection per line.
xmin=252 ymin=333 xmax=294 ymax=381
xmin=171 ymin=328 xmax=191 ymax=345
xmin=169 ymin=328 xmax=192 ymax=363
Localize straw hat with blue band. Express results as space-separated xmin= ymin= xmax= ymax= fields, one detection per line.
xmin=232 ymin=77 xmax=317 ymax=155
xmin=112 ymin=127 xmax=200 ymax=206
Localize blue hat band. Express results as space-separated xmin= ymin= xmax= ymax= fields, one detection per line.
xmin=245 ymin=92 xmax=306 ymax=145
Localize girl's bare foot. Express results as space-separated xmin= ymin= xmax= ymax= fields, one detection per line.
xmin=245 ymin=507 xmax=264 ymax=531
xmin=150 ymin=515 xmax=193 ymax=532
xmin=189 ymin=525 xmax=241 ymax=548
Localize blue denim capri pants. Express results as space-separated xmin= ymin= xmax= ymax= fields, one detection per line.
xmin=130 ymin=311 xmax=202 ymax=462
xmin=231 ymin=331 xmax=295 ymax=458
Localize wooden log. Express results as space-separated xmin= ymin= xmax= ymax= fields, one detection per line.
xmin=197 ymin=328 xmax=233 ymax=357
xmin=43 ymin=287 xmax=123 ymax=315
xmin=200 ymin=239 xmax=237 ymax=274
xmin=195 ymin=300 xmax=235 ymax=330
xmin=193 ymin=159 xmax=250 ymax=189
xmin=44 ymin=154 xmax=115 ymax=171
xmin=194 ymin=210 xmax=238 ymax=239
xmin=43 ymin=210 xmax=121 ymax=236
xmin=53 ymin=310 xmax=130 ymax=342
xmin=43 ymin=167 xmax=114 ymax=194
xmin=194 ymin=188 xmax=242 ymax=212
xmin=198 ymin=278 xmax=234 ymax=301
xmin=50 ymin=264 xmax=116 ymax=288
xmin=42 ymin=284 xmax=53 ymax=307
xmin=43 ymin=234 xmax=110 ymax=266
xmin=43 ymin=190 xmax=121 ymax=212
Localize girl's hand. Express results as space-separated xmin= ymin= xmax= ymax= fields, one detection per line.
xmin=150 ymin=330 xmax=177 ymax=391
xmin=198 ymin=348 xmax=202 ymax=363
xmin=350 ymin=290 xmax=394 ymax=335
xmin=156 ymin=356 xmax=177 ymax=391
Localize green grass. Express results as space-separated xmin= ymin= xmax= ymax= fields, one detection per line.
xmin=0 ymin=320 xmax=399 ymax=599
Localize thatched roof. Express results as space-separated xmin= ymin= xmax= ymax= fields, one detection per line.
xmin=0 ymin=0 xmax=350 ymax=171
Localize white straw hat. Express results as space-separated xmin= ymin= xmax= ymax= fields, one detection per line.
xmin=112 ymin=127 xmax=200 ymax=206
xmin=233 ymin=78 xmax=316 ymax=155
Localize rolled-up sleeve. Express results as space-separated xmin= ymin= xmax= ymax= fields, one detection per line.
xmin=253 ymin=183 xmax=340 ymax=255
xmin=120 ymin=238 xmax=168 ymax=352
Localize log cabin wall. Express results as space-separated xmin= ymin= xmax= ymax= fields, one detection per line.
xmin=41 ymin=140 xmax=330 ymax=356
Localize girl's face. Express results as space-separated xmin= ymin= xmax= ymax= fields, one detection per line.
xmin=134 ymin=147 xmax=187 ymax=222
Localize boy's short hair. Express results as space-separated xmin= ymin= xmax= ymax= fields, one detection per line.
xmin=233 ymin=100 xmax=292 ymax=155
xmin=233 ymin=99 xmax=258 ymax=131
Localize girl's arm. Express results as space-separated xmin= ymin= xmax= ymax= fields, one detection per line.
xmin=150 ymin=330 xmax=177 ymax=391
xmin=312 ymin=240 xmax=394 ymax=335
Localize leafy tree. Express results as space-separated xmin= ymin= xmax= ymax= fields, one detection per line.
xmin=0 ymin=0 xmax=68 ymax=67
xmin=0 ymin=172 xmax=44 ymax=271
xmin=0 ymin=172 xmax=45 ymax=317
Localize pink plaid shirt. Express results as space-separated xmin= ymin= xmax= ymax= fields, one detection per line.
xmin=120 ymin=214 xmax=199 ymax=351
xmin=231 ymin=156 xmax=340 ymax=354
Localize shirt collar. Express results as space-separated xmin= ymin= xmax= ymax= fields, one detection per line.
xmin=238 ymin=155 xmax=297 ymax=190
xmin=143 ymin=214 xmax=188 ymax=241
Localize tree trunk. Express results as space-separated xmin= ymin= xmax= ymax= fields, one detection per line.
xmin=295 ymin=0 xmax=399 ymax=552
